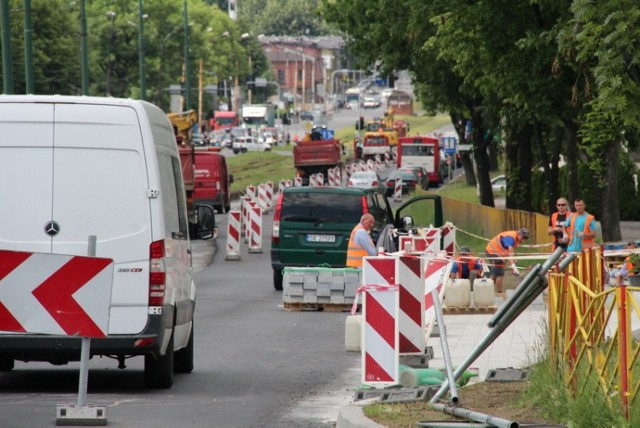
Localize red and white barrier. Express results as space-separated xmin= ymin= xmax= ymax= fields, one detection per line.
xmin=245 ymin=185 xmax=256 ymax=201
xmin=240 ymin=195 xmax=251 ymax=236
xmin=294 ymin=176 xmax=303 ymax=187
xmin=361 ymin=256 xmax=400 ymax=386
xmin=244 ymin=199 xmax=256 ymax=243
xmin=397 ymin=256 xmax=426 ymax=355
xmin=225 ymin=210 xmax=242 ymax=261
xmin=423 ymin=257 xmax=452 ymax=340
xmin=399 ymin=235 xmax=428 ymax=253
xmin=441 ymin=222 xmax=456 ymax=257
xmin=422 ymin=227 xmax=442 ymax=253
xmin=248 ymin=204 xmax=263 ymax=253
xmin=393 ymin=177 xmax=402 ymax=202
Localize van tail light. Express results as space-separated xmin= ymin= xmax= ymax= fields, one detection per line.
xmin=361 ymin=195 xmax=370 ymax=214
xmin=149 ymin=240 xmax=167 ymax=307
xmin=372 ymin=180 xmax=378 ymax=186
xmin=272 ymin=193 xmax=284 ymax=244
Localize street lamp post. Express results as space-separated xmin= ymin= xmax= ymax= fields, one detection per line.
xmin=80 ymin=0 xmax=89 ymax=95
xmin=105 ymin=11 xmax=116 ymax=96
xmin=138 ymin=0 xmax=146 ymax=100
xmin=183 ymin=0 xmax=192 ymax=110
xmin=154 ymin=26 xmax=181 ymax=105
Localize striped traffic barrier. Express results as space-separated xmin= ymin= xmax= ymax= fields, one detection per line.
xmin=422 ymin=227 xmax=442 ymax=253
xmin=240 ymin=195 xmax=251 ymax=236
xmin=398 ymin=255 xmax=426 ymax=355
xmin=248 ymin=203 xmax=263 ymax=253
xmin=225 ymin=210 xmax=242 ymax=261
xmin=265 ymin=181 xmax=274 ymax=210
xmin=423 ymin=257 xmax=453 ymax=340
xmin=393 ymin=177 xmax=402 ymax=202
xmin=257 ymin=183 xmax=269 ymax=213
xmin=441 ymin=222 xmax=456 ymax=257
xmin=316 ymin=172 xmax=324 ymax=186
xmin=245 ymin=184 xmax=256 ymax=201
xmin=399 ymin=235 xmax=428 ymax=253
xmin=361 ymin=256 xmax=400 ymax=387
xmin=294 ymin=176 xmax=303 ymax=187
xmin=244 ymin=199 xmax=256 ymax=243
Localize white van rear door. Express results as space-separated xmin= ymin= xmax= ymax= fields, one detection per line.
xmin=52 ymin=104 xmax=152 ymax=334
xmin=0 ymin=103 xmax=55 ymax=253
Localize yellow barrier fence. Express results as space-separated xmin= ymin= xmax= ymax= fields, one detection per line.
xmin=548 ymin=247 xmax=640 ymax=419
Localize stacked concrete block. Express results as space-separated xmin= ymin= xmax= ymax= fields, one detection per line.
xmin=283 ymin=267 xmax=362 ymax=306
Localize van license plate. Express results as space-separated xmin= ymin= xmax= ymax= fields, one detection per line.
xmin=306 ymin=234 xmax=335 ymax=243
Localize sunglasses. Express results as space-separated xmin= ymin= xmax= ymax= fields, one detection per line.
xmin=557 ymin=203 xmax=567 ymax=206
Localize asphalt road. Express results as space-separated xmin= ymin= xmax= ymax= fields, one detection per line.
xmin=0 ymin=210 xmax=362 ymax=428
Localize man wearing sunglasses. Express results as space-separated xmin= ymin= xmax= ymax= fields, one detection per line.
xmin=548 ymin=198 xmax=572 ymax=251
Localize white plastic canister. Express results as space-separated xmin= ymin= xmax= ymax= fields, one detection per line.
xmin=473 ymin=277 xmax=496 ymax=307
xmin=444 ymin=278 xmax=471 ymax=307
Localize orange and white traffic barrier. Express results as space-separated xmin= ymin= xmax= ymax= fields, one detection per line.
xmin=398 ymin=256 xmax=426 ymax=355
xmin=248 ymin=204 xmax=263 ymax=253
xmin=225 ymin=210 xmax=242 ymax=261
xmin=393 ymin=177 xmax=402 ymax=202
xmin=361 ymin=256 xmax=400 ymax=386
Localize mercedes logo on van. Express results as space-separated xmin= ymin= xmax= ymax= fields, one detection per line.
xmin=44 ymin=221 xmax=60 ymax=237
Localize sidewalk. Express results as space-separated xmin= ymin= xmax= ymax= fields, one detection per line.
xmin=337 ymin=291 xmax=547 ymax=428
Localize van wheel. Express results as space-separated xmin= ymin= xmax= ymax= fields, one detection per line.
xmin=144 ymin=332 xmax=174 ymax=388
xmin=174 ymin=324 xmax=194 ymax=374
xmin=273 ymin=269 xmax=283 ymax=291
xmin=0 ymin=356 xmax=14 ymax=372
xmin=233 ymin=149 xmax=239 ymax=154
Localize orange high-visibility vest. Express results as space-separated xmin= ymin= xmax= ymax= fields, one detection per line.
xmin=455 ymin=257 xmax=480 ymax=279
xmin=550 ymin=212 xmax=572 ymax=245
xmin=485 ymin=231 xmax=519 ymax=257
xmin=346 ymin=224 xmax=369 ymax=268
xmin=567 ymin=213 xmax=595 ymax=249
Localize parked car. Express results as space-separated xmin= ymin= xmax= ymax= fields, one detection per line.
xmin=399 ymin=166 xmax=429 ymax=189
xmin=299 ymin=111 xmax=314 ymax=121
xmin=385 ymin=170 xmax=419 ymax=196
xmin=347 ymin=171 xmax=384 ymax=190
xmin=491 ymin=175 xmax=507 ymax=192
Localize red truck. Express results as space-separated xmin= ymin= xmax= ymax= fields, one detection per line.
xmin=354 ymin=133 xmax=391 ymax=161
xmin=210 ymin=110 xmax=239 ymax=131
xmin=397 ymin=136 xmax=441 ymax=187
xmin=293 ymin=127 xmax=342 ymax=186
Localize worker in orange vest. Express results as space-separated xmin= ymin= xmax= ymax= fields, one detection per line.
xmin=566 ymin=198 xmax=596 ymax=252
xmin=485 ymin=228 xmax=530 ymax=294
xmin=346 ymin=214 xmax=378 ymax=268
xmin=548 ymin=197 xmax=572 ymax=251
xmin=449 ymin=246 xmax=484 ymax=290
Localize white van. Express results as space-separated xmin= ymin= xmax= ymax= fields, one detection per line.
xmin=0 ymin=95 xmax=211 ymax=388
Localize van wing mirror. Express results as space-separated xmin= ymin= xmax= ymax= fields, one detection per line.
xmin=194 ymin=204 xmax=216 ymax=240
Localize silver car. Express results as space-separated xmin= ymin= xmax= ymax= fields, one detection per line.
xmin=347 ymin=171 xmax=383 ymax=190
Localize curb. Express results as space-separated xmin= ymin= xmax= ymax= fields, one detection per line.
xmin=336 ymin=400 xmax=386 ymax=428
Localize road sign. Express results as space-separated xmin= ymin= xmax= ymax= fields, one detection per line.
xmin=0 ymin=250 xmax=114 ymax=337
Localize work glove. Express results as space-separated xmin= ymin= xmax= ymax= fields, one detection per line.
xmin=511 ymin=265 xmax=521 ymax=276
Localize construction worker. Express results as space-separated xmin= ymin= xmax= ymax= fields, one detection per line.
xmin=548 ymin=197 xmax=572 ymax=251
xmin=611 ymin=241 xmax=638 ymax=285
xmin=449 ymin=246 xmax=484 ymax=289
xmin=485 ymin=228 xmax=530 ymax=294
xmin=346 ymin=213 xmax=378 ymax=268
xmin=566 ymin=198 xmax=596 ymax=252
